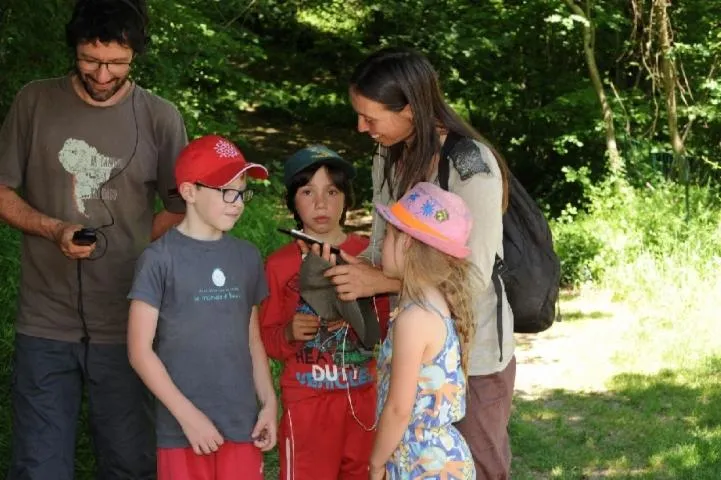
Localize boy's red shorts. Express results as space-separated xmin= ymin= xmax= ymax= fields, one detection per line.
xmin=157 ymin=441 xmax=263 ymax=480
xmin=280 ymin=386 xmax=376 ymax=480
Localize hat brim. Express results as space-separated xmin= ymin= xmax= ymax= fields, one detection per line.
xmin=284 ymin=157 xmax=356 ymax=186
xmin=375 ymin=203 xmax=471 ymax=259
xmin=200 ymin=162 xmax=269 ymax=188
xmin=222 ymin=163 xmax=269 ymax=185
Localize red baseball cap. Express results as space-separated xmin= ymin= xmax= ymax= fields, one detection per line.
xmin=174 ymin=135 xmax=268 ymax=188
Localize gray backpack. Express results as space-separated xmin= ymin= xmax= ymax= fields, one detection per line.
xmin=439 ymin=132 xmax=560 ymax=360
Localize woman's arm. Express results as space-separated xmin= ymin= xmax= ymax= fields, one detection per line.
xmin=325 ymin=250 xmax=401 ymax=301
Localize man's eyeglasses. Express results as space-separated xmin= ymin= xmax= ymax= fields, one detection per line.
xmin=76 ymin=58 xmax=133 ymax=75
xmin=195 ymin=183 xmax=254 ymax=204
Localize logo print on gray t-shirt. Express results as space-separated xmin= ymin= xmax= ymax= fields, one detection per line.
xmin=212 ymin=268 xmax=226 ymax=287
xmin=58 ymin=138 xmax=121 ymax=216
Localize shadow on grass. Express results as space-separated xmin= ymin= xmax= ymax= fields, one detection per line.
xmin=511 ymin=357 xmax=721 ymax=479
xmin=559 ymin=309 xmax=613 ymax=323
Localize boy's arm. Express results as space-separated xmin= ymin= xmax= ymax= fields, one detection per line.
xmin=259 ymin=262 xmax=302 ymax=360
xmin=369 ymin=308 xmax=428 ymax=473
xmin=249 ymin=306 xmax=278 ymax=451
xmin=250 ymin=306 xmax=277 ymax=409
xmin=127 ymin=299 xmax=223 ymax=455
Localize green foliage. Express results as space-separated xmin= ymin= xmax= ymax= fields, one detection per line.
xmin=230 ymin=180 xmax=294 ymax=258
xmin=553 ymin=215 xmax=604 ymax=286
xmin=2 ymin=0 xmax=721 ymax=477
xmin=552 ymin=164 xmax=721 ymax=289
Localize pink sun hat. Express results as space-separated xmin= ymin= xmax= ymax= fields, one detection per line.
xmin=375 ymin=182 xmax=472 ymax=258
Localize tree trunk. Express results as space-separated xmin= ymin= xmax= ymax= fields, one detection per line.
xmin=564 ymin=0 xmax=624 ymax=176
xmin=653 ymin=0 xmax=685 ymax=159
xmin=653 ymin=0 xmax=689 ymax=219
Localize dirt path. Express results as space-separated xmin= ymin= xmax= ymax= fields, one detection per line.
xmin=514 ymin=289 xmax=635 ymax=399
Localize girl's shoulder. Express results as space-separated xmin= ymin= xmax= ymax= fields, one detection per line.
xmin=395 ymin=298 xmax=449 ymax=331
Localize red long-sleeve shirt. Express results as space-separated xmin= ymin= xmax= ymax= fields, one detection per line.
xmin=259 ymin=234 xmax=389 ymax=404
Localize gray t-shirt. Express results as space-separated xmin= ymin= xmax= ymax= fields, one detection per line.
xmin=128 ymin=228 xmax=269 ymax=448
xmin=0 ymin=76 xmax=187 ymax=343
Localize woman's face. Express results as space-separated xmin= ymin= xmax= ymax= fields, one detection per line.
xmin=349 ymin=89 xmax=414 ymax=147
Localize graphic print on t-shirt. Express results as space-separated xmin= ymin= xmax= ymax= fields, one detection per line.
xmin=194 ymin=266 xmax=241 ymax=303
xmin=286 ymin=273 xmax=375 ymax=390
xmin=58 ymin=138 xmax=122 ymax=216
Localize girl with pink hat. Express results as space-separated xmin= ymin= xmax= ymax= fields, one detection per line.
xmin=370 ymin=182 xmax=478 ymax=479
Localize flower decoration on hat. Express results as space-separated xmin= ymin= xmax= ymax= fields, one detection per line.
xmin=435 ymin=209 xmax=450 ymax=223
xmin=214 ymin=139 xmax=240 ymax=158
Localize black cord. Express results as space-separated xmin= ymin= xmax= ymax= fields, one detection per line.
xmin=88 ymin=85 xmax=140 ymax=260
xmin=77 ymin=259 xmax=93 ymax=382
xmin=75 ymin=85 xmax=140 ymax=376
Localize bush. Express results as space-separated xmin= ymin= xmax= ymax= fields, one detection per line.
xmin=552 ymin=167 xmax=721 ymax=291
xmin=552 ymin=216 xmax=604 ymax=286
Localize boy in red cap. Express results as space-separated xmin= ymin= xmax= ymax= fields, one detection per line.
xmin=127 ymin=135 xmax=277 ymax=480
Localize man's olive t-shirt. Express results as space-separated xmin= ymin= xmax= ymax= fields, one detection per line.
xmin=0 ymin=76 xmax=187 ymax=343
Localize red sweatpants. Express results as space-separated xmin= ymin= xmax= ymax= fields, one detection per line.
xmin=279 ymin=387 xmax=376 ymax=480
xmin=157 ymin=441 xmax=263 ymax=480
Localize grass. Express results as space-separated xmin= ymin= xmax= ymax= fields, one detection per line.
xmin=511 ymin=358 xmax=721 ymax=479
xmin=509 ymin=231 xmax=721 ymax=479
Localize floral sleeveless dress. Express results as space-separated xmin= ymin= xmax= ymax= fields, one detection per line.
xmin=376 ymin=302 xmax=475 ymax=479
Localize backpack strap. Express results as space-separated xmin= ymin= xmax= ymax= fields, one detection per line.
xmin=492 ymin=255 xmax=505 ymax=362
xmin=438 ymin=131 xmax=462 ymax=191
xmin=439 ymin=131 xmax=505 ymax=363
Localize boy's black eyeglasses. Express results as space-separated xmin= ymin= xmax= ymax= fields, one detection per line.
xmin=195 ymin=183 xmax=254 ymax=203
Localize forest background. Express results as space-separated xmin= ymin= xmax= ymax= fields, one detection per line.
xmin=0 ymin=1 xmax=719 ymax=478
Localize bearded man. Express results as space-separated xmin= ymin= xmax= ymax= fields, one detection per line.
xmin=0 ymin=1 xmax=187 ymax=478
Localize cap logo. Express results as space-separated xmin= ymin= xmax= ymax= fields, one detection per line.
xmin=309 ymin=146 xmax=334 ymax=158
xmin=214 ymin=139 xmax=240 ymax=158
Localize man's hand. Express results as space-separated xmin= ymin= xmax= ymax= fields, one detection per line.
xmin=178 ymin=405 xmax=224 ymax=455
xmin=285 ymin=313 xmax=320 ymax=342
xmin=252 ymin=404 xmax=278 ymax=451
xmin=54 ymin=222 xmax=95 ymax=259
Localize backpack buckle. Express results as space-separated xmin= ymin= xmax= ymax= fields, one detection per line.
xmin=493 ymin=255 xmax=507 ymax=276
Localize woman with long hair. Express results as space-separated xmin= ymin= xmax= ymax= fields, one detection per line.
xmin=325 ymin=47 xmax=516 ymax=479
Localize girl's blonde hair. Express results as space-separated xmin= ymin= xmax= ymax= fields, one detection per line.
xmin=394 ymin=226 xmax=480 ymax=374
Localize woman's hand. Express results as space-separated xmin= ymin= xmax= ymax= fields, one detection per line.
xmin=324 ymin=252 xmax=388 ymax=301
